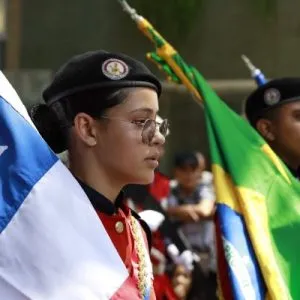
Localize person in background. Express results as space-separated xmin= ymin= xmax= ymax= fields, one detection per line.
xmin=167 ymin=152 xmax=217 ymax=300
xmin=194 ymin=152 xmax=213 ymax=187
xmin=167 ymin=152 xmax=215 ymax=225
xmin=245 ymin=77 xmax=300 ymax=179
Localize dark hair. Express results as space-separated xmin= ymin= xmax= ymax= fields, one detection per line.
xmin=174 ymin=152 xmax=199 ymax=169
xmin=30 ymin=87 xmax=130 ymax=153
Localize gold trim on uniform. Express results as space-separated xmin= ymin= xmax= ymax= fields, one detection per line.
xmin=130 ymin=216 xmax=149 ymax=298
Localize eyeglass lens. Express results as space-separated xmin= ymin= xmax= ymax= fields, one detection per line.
xmin=141 ymin=119 xmax=169 ymax=145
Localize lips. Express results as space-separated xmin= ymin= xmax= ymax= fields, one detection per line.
xmin=146 ymin=155 xmax=159 ymax=161
xmin=145 ymin=151 xmax=161 ymax=162
xmin=145 ymin=152 xmax=161 ymax=168
xmin=145 ymin=158 xmax=159 ymax=168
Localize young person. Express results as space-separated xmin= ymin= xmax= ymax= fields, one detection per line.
xmin=31 ymin=50 xmax=169 ymax=299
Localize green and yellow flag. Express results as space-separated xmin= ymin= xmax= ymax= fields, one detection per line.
xmin=195 ymin=70 xmax=300 ymax=300
xmin=118 ymin=1 xmax=300 ymax=299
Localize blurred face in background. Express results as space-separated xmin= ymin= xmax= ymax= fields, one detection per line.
xmin=256 ymin=101 xmax=300 ymax=169
xmin=175 ymin=164 xmax=199 ymax=191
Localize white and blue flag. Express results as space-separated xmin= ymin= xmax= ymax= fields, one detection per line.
xmin=0 ymin=72 xmax=129 ymax=299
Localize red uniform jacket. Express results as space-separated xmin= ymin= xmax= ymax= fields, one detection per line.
xmin=79 ymin=180 xmax=156 ymax=299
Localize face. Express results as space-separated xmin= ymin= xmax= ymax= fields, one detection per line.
xmin=175 ymin=165 xmax=199 ymax=191
xmin=93 ymin=87 xmax=165 ymax=185
xmin=260 ymin=101 xmax=300 ymax=167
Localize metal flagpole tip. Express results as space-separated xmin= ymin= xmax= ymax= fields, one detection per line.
xmin=241 ymin=54 xmax=256 ymax=73
xmin=241 ymin=54 xmax=267 ymax=86
xmin=117 ymin=0 xmax=141 ymax=22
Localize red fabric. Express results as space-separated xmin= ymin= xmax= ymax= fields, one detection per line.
xmin=151 ymin=231 xmax=165 ymax=254
xmin=215 ymin=215 xmax=233 ymax=300
xmin=151 ymin=231 xmax=167 ymax=272
xmin=153 ymin=274 xmax=178 ymax=300
xmin=112 ymin=276 xmax=157 ymax=300
xmin=149 ymin=172 xmax=179 ymax=299
xmin=149 ymin=171 xmax=170 ymax=202
xmin=97 ymin=206 xmax=156 ymax=299
xmin=111 ymin=276 xmax=140 ymax=300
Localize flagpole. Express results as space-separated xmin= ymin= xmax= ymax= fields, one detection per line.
xmin=241 ymin=55 xmax=267 ymax=86
xmin=117 ymin=0 xmax=203 ymax=102
xmin=117 ymin=0 xmax=167 ymax=46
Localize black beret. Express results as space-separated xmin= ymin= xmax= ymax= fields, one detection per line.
xmin=245 ymin=77 xmax=300 ymax=125
xmin=43 ymin=50 xmax=161 ymax=105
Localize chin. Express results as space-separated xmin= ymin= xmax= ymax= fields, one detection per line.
xmin=130 ymin=171 xmax=155 ymax=185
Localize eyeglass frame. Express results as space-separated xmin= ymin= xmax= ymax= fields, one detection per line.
xmin=97 ymin=115 xmax=169 ymax=145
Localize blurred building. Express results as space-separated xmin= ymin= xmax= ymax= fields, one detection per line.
xmin=5 ymin=0 xmax=300 ymax=173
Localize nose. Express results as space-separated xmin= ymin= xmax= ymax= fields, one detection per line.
xmin=151 ymin=127 xmax=166 ymax=146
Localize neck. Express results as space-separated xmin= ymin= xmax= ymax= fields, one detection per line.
xmin=69 ymin=152 xmax=123 ymax=203
xmin=271 ymin=145 xmax=300 ymax=171
xmin=283 ymin=158 xmax=300 ymax=172
xmin=179 ymin=185 xmax=195 ymax=197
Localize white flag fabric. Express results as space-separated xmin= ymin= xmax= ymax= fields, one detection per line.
xmin=0 ymin=72 xmax=129 ymax=299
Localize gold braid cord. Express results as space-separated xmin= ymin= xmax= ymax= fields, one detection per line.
xmin=130 ymin=216 xmax=151 ymax=299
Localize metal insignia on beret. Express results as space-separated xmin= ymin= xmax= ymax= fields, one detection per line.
xmin=102 ymin=58 xmax=129 ymax=80
xmin=264 ymin=88 xmax=281 ymax=106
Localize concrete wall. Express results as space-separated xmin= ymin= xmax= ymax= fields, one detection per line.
xmin=9 ymin=0 xmax=300 ymax=173
xmin=19 ymin=0 xmax=300 ymax=78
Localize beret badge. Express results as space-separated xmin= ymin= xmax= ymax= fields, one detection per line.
xmin=264 ymin=88 xmax=281 ymax=106
xmin=102 ymin=58 xmax=129 ymax=80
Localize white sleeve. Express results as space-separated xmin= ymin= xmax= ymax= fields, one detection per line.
xmin=199 ymin=184 xmax=216 ymax=201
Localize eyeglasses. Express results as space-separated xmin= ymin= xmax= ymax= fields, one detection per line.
xmin=99 ymin=116 xmax=169 ymax=145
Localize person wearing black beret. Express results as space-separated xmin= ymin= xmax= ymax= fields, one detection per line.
xmin=31 ymin=50 xmax=169 ymax=299
xmin=245 ymin=77 xmax=300 ymax=177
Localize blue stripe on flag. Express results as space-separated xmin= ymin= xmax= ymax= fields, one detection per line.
xmin=217 ymin=204 xmax=266 ymax=299
xmin=0 ymin=96 xmax=58 ymax=232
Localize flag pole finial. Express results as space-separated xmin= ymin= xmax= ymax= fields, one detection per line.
xmin=241 ymin=54 xmax=256 ymax=73
xmin=117 ymin=0 xmax=142 ymax=22
xmin=241 ymin=54 xmax=267 ymax=86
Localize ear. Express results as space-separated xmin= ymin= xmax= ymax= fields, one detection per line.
xmin=256 ymin=118 xmax=275 ymax=141
xmin=73 ymin=113 xmax=98 ymax=147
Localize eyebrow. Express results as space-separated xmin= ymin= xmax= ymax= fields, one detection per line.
xmin=129 ymin=108 xmax=158 ymax=114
